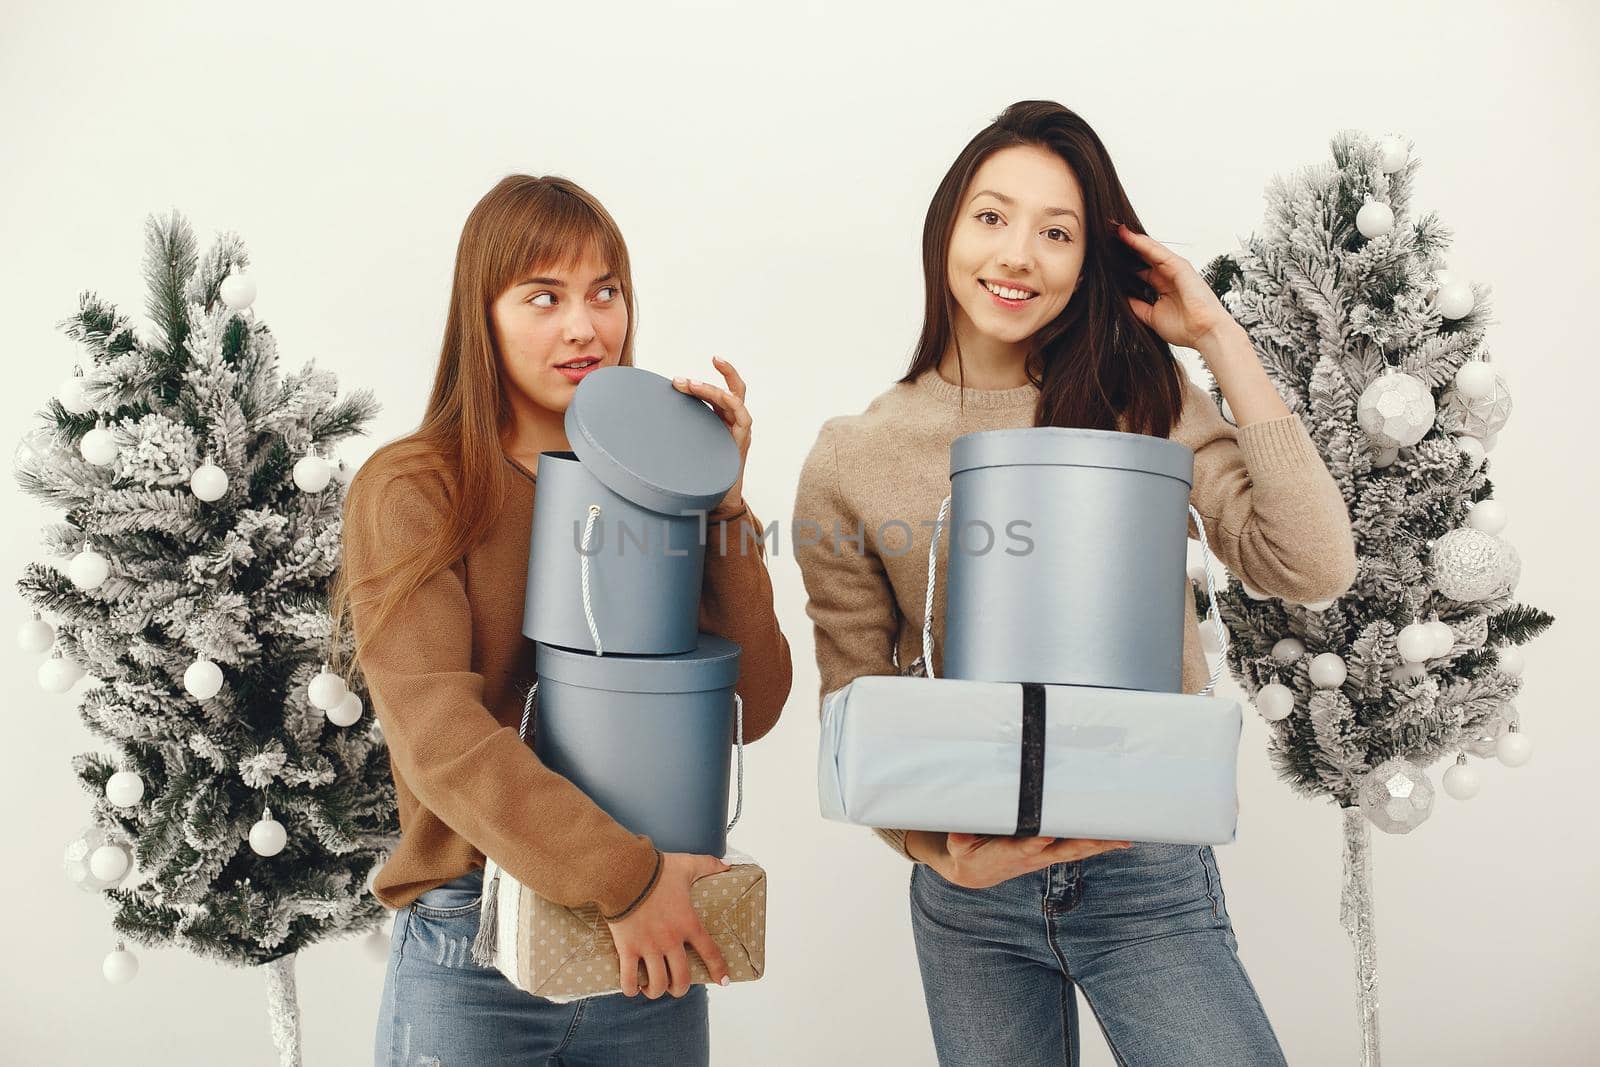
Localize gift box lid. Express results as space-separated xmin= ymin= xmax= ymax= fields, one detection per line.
xmin=950 ymin=426 xmax=1194 ymax=487
xmin=535 ymin=632 xmax=742 ymax=694
xmin=563 ymin=365 xmax=742 ymax=516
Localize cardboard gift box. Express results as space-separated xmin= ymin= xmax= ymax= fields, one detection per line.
xmin=818 ymin=675 xmax=1241 ymax=846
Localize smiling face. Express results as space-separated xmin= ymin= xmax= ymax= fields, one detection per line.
xmin=946 ymin=144 xmax=1087 ymax=355
xmin=490 ymin=241 xmax=628 ymax=418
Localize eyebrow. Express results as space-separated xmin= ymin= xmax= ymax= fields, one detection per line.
xmin=969 ymin=189 xmax=1081 ymax=223
xmin=515 ymin=271 xmax=617 ymax=289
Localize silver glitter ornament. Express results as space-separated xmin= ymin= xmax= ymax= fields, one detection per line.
xmin=1357 ymin=370 xmax=1436 ymax=449
xmin=1357 ymin=757 xmax=1434 ymax=834
xmin=1430 ymin=527 xmax=1514 ymax=601
xmin=1439 ymin=374 xmax=1512 ymax=440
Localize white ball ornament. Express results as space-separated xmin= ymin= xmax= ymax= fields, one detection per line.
xmin=1455 ymin=435 xmax=1485 ymax=471
xmin=1199 ymin=613 xmax=1228 ymax=655
xmin=1256 ymin=682 xmax=1295 ymax=722
xmin=102 ymin=944 xmax=140 ymax=984
xmin=1436 ymin=281 xmax=1475 ymax=320
xmin=79 ymin=424 xmax=118 ymax=466
xmin=1441 ymin=375 xmax=1512 ymax=439
xmin=1442 ymin=757 xmax=1481 ymax=800
xmin=1454 ymin=360 xmax=1496 ymax=400
xmin=1466 ymin=499 xmax=1507 ymax=535
xmin=328 ymin=690 xmax=363 ymax=727
xmin=64 ymin=825 xmax=113 ymax=890
xmin=1398 ymin=621 xmax=1437 ymax=663
xmin=58 ymin=375 xmax=92 ymax=414
xmin=1271 ymin=637 xmax=1307 ymax=664
xmin=219 ymin=270 xmax=257 ymax=311
xmin=293 ymin=452 xmax=332 ymax=493
xmin=1186 ymin=558 xmax=1208 ymax=583
xmin=190 ymin=460 xmax=229 ymax=502
xmin=1496 ymin=646 xmax=1525 ymax=678
xmin=1357 ymin=371 xmax=1435 ymax=449
xmin=1496 ymin=726 xmax=1533 ymax=767
xmin=1463 ymin=702 xmax=1518 ymax=758
xmin=1377 ymin=136 xmax=1408 ymax=173
xmin=89 ymin=843 xmax=131 ymax=883
xmin=17 ymin=614 xmax=55 ymax=653
xmin=183 ymin=658 xmax=224 ymax=701
xmin=105 ymin=770 xmax=145 ymax=808
xmin=68 ymin=547 xmax=110 ymax=590
xmin=308 ymin=666 xmax=347 ymax=710
xmin=250 ymin=810 xmax=287 ymax=857
xmin=1425 ymin=618 xmax=1455 ymax=658
xmin=1309 ymin=652 xmax=1347 ymax=689
xmin=1370 ymin=445 xmax=1399 ymax=469
xmin=334 ymin=457 xmax=355 ymax=484
xmin=1355 ymin=199 xmax=1395 ymax=239
xmin=39 ymin=653 xmax=85 ymax=693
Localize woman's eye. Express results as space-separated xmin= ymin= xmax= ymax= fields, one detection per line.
xmin=530 ymin=292 xmax=555 ymax=308
xmin=595 ymin=285 xmax=620 ymax=302
xmin=1046 ymin=228 xmax=1073 ymax=243
xmin=976 ymin=210 xmax=1002 ymax=225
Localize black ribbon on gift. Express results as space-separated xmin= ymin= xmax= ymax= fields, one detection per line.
xmin=1016 ymin=683 xmax=1047 ymax=837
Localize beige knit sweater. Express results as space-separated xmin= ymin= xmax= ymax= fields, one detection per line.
xmin=791 ymin=365 xmax=1359 ymax=861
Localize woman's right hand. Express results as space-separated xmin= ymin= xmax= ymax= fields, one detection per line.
xmin=907 ymin=830 xmax=1133 ymax=889
xmin=605 ymin=851 xmax=732 ymax=998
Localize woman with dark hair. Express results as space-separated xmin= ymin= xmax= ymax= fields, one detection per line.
xmin=334 ymin=174 xmax=792 ymax=1065
xmin=794 ymin=101 xmax=1356 ymax=1065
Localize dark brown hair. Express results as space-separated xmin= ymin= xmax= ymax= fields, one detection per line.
xmin=900 ymin=100 xmax=1184 ymax=437
xmin=328 ymin=175 xmax=638 ymax=679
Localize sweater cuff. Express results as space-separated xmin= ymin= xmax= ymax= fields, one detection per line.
xmin=600 ymin=848 xmax=664 ymax=921
xmin=873 ymin=827 xmax=917 ymax=863
xmin=1236 ymin=414 xmax=1321 ymax=475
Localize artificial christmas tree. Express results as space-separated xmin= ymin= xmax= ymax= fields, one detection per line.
xmin=13 ymin=210 xmax=394 ymax=1065
xmin=1197 ymin=132 xmax=1554 ymax=1065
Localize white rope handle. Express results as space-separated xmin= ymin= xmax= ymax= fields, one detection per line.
xmin=920 ymin=494 xmax=1228 ymax=695
xmin=579 ymin=504 xmax=604 ymax=656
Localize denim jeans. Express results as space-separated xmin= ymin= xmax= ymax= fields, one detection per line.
xmin=374 ymin=867 xmax=709 ymax=1066
xmin=909 ymin=842 xmax=1288 ymax=1067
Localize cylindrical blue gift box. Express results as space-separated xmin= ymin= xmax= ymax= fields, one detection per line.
xmin=523 ymin=365 xmax=742 ymax=655
xmin=942 ymin=427 xmax=1195 ymax=691
xmin=533 ymin=633 xmax=742 ymax=858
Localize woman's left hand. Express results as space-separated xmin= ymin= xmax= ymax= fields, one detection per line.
xmin=1114 ymin=222 xmax=1238 ymax=350
xmin=672 ymin=355 xmax=750 ymax=516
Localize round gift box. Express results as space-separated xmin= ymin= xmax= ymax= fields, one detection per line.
xmin=523 ymin=365 xmax=742 ymax=655
xmin=942 ymin=426 xmax=1195 ymax=691
xmin=533 ymin=633 xmax=742 ymax=858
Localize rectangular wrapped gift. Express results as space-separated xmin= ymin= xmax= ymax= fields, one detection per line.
xmin=818 ymin=675 xmax=1241 ymax=845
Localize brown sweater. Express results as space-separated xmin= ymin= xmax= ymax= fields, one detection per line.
xmin=792 ymin=366 xmax=1358 ymax=861
xmin=343 ymin=452 xmax=793 ymax=918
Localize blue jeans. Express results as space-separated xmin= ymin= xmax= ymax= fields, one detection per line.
xmin=909 ymin=842 xmax=1288 ymax=1067
xmin=374 ymin=867 xmax=709 ymax=1066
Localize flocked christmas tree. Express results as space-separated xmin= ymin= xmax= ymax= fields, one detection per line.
xmin=1192 ymin=132 xmax=1554 ymax=1065
xmin=12 ymin=211 xmax=396 ymax=1066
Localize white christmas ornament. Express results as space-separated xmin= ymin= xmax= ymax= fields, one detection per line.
xmin=1271 ymin=637 xmax=1306 ymax=664
xmin=220 ymin=270 xmax=257 ymax=311
xmin=68 ymin=547 xmax=110 ymax=590
xmin=1467 ymin=499 xmax=1507 ymax=536
xmin=39 ymin=653 xmax=85 ymax=693
xmin=328 ymin=690 xmax=364 ymax=727
xmin=1397 ymin=621 xmax=1437 ymax=663
xmin=105 ymin=770 xmax=145 ymax=808
xmin=1357 ymin=371 xmax=1435 ymax=449
xmin=1455 ymin=435 xmax=1486 ymax=471
xmin=250 ymin=810 xmax=288 ymax=857
xmin=1355 ymin=199 xmax=1395 ymax=239
xmin=1435 ymin=281 xmax=1475 ymax=320
xmin=334 ymin=458 xmax=355 ymax=484
xmin=1357 ymin=757 xmax=1434 ymax=834
xmin=1309 ymin=652 xmax=1347 ymax=689
xmin=58 ymin=374 xmax=92 ymax=414
xmin=1440 ymin=375 xmax=1512 ymax=439
xmin=1370 ymin=445 xmax=1399 ymax=469
xmin=79 ymin=424 xmax=118 ymax=466
xmin=190 ymin=460 xmax=229 ymax=502
xmin=64 ymin=825 xmax=115 ymax=891
xmin=1186 ymin=558 xmax=1208 ymax=583
xmin=1431 ymin=527 xmax=1514 ymax=601
xmin=293 ymin=452 xmax=332 ymax=493
xmin=1256 ymin=682 xmax=1295 ymax=722
xmin=103 ymin=945 xmax=140 ymax=984
xmin=1199 ymin=613 xmax=1228 ymax=655
xmin=1463 ymin=702 xmax=1518 ymax=759
xmin=1425 ymin=618 xmax=1455 ymax=658
xmin=1497 ymin=646 xmax=1525 ymax=677
xmin=89 ymin=844 xmax=130 ymax=883
xmin=1454 ymin=360 xmax=1496 ymax=400
xmin=1496 ymin=726 xmax=1533 ymax=767
xmin=1442 ymin=757 xmax=1480 ymax=800
xmin=308 ymin=666 xmax=347 ymax=710
xmin=183 ymin=658 xmax=224 ymax=701
xmin=1377 ymin=136 xmax=1408 ymax=173
xmin=17 ymin=614 xmax=54 ymax=653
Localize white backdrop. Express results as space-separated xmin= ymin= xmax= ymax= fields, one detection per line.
xmin=3 ymin=1 xmax=1596 ymax=1063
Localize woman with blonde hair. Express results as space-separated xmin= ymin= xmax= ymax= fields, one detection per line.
xmin=794 ymin=101 xmax=1357 ymax=1065
xmin=333 ymin=174 xmax=792 ymax=1065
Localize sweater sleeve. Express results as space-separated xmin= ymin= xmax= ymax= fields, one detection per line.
xmin=1175 ymin=375 xmax=1359 ymax=603
xmin=343 ymin=466 xmax=663 ymax=920
xmin=697 ymin=499 xmax=793 ymax=745
xmin=791 ymin=420 xmax=918 ymax=863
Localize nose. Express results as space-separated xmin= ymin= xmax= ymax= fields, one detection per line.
xmin=997 ymin=231 xmax=1035 ymax=274
xmin=561 ymin=303 xmax=597 ymax=346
